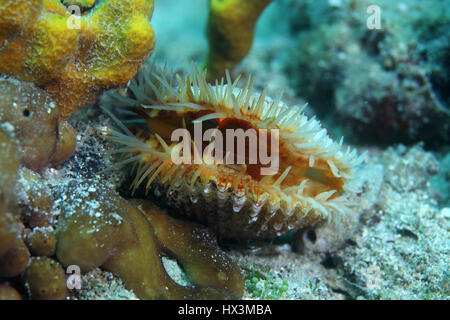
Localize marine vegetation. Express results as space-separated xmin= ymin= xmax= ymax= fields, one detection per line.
xmin=243 ymin=265 xmax=289 ymax=299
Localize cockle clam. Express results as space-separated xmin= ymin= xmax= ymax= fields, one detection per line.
xmin=103 ymin=63 xmax=365 ymax=239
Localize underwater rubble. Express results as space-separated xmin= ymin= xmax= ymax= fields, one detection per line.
xmin=283 ymin=0 xmax=450 ymax=147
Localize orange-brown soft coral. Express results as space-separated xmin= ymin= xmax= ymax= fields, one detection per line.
xmin=24 ymin=226 xmax=57 ymax=257
xmin=0 ymin=78 xmax=77 ymax=170
xmin=0 ymin=233 xmax=30 ymax=278
xmin=16 ymin=168 xmax=56 ymax=229
xmin=0 ymin=283 xmax=22 ymax=300
xmin=0 ymin=78 xmax=59 ymax=170
xmin=23 ymin=256 xmax=69 ymax=300
xmin=135 ymin=200 xmax=244 ymax=297
xmin=0 ymin=129 xmax=29 ymax=279
xmin=56 ymin=181 xmax=243 ymax=299
xmin=49 ymin=121 xmax=77 ymax=167
xmin=0 ymin=0 xmax=155 ymax=120
xmin=0 ymin=129 xmax=20 ymax=206
xmin=0 ymin=198 xmax=16 ymax=259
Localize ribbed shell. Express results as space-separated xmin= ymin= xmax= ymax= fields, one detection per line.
xmin=102 ymin=62 xmax=366 ymax=239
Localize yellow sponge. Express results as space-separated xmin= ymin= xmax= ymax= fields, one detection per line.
xmin=205 ymin=0 xmax=272 ymax=80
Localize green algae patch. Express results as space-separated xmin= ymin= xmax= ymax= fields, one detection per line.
xmin=243 ymin=265 xmax=288 ymax=299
